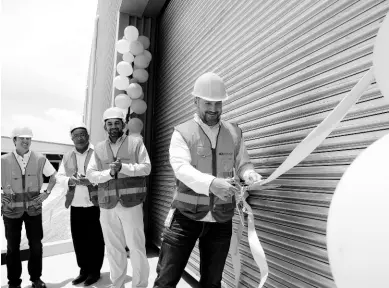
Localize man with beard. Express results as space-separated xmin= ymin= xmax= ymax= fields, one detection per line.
xmin=153 ymin=72 xmax=263 ymax=288
xmin=57 ymin=123 xmax=104 ymax=286
xmin=86 ymin=107 xmax=151 ymax=288
xmin=1 ymin=127 xmax=57 ymax=288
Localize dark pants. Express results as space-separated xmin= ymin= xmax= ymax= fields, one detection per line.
xmin=70 ymin=206 xmax=105 ymax=277
xmin=153 ymin=210 xmax=232 ymax=288
xmin=3 ymin=212 xmax=43 ymax=286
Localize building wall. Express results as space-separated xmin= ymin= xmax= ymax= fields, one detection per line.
xmin=88 ymin=0 xmax=123 ymax=145
xmin=149 ymin=0 xmax=389 ymax=287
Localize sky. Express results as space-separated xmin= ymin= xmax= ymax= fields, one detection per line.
xmin=1 ymin=0 xmax=98 ymax=144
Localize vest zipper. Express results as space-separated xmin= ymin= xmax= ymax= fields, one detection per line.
xmin=211 ymin=126 xmax=221 ymax=212
xmin=109 ymin=136 xmax=127 ymax=199
xmin=23 ymin=153 xmax=34 ymax=210
xmin=210 ymin=148 xmax=216 ymax=211
xmin=197 ymin=122 xmax=221 ymax=213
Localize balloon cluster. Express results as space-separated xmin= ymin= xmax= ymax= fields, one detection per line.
xmin=113 ymin=25 xmax=151 ymax=135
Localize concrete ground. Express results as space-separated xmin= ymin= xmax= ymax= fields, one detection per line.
xmin=1 ymin=246 xmax=200 ymax=288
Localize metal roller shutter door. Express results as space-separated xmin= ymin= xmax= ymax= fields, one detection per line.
xmin=149 ymin=0 xmax=389 ymax=287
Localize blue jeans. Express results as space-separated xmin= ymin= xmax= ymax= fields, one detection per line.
xmin=153 ymin=210 xmax=232 ymax=288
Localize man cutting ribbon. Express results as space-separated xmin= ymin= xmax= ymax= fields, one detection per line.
xmin=153 ymin=72 xmax=262 ymax=288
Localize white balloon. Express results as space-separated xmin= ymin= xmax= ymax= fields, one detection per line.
xmin=116 ymin=61 xmax=133 ymax=76
xmin=129 ymin=40 xmax=144 ymax=56
xmin=133 ymin=69 xmax=149 ymax=83
xmin=126 ymin=83 xmax=143 ymax=99
xmin=124 ymin=26 xmax=139 ymax=42
xmin=131 ymin=99 xmax=147 ymax=114
xmin=129 ymin=108 xmax=134 ymax=115
xmin=327 ymin=133 xmax=389 ymax=288
xmin=116 ymin=39 xmax=130 ymax=54
xmin=143 ymin=50 xmax=152 ymax=62
xmin=114 ymin=94 xmax=132 ymax=110
xmin=113 ymin=75 xmax=130 ymax=90
xmin=137 ymin=35 xmax=150 ymax=50
xmin=373 ymin=14 xmax=389 ymax=103
xmin=128 ymin=118 xmax=144 ymax=134
xmin=134 ymin=54 xmax=150 ymax=69
xmin=122 ymin=52 xmax=134 ymax=63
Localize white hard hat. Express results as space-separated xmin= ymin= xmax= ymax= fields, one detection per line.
xmin=192 ymin=72 xmax=228 ymax=101
xmin=69 ymin=123 xmax=89 ymax=135
xmin=10 ymin=127 xmax=33 ymax=138
xmin=102 ymin=107 xmax=126 ymax=123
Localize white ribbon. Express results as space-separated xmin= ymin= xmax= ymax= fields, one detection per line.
xmin=230 ymin=67 xmax=374 ymax=287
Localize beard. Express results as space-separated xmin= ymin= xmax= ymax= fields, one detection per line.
xmin=108 ymin=128 xmax=123 ymax=138
xmin=203 ymin=112 xmax=221 ymax=126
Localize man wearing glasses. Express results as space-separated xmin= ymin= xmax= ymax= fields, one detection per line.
xmin=57 ymin=123 xmax=105 ymax=286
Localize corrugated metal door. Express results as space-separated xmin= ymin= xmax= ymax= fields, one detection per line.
xmin=149 ymin=0 xmax=389 ymax=287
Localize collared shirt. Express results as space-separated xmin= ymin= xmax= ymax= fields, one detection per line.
xmin=57 ymin=144 xmax=94 ymax=207
xmin=169 ymin=113 xmax=256 ymax=222
xmin=86 ymin=134 xmax=151 ymax=184
xmin=12 ymin=150 xmax=56 ymax=177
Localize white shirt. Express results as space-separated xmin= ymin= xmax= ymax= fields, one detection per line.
xmin=57 ymin=145 xmax=94 ymax=207
xmin=169 ymin=113 xmax=256 ymax=222
xmin=13 ymin=150 xmax=56 ymax=177
xmin=86 ymin=134 xmax=151 ymax=184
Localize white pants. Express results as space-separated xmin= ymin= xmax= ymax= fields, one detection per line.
xmin=100 ymin=203 xmax=149 ymax=288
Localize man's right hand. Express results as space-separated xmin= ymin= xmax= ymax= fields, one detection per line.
xmin=209 ymin=178 xmax=239 ymax=201
xmin=68 ymin=175 xmax=81 ymax=187
xmin=1 ymin=193 xmax=12 ymax=205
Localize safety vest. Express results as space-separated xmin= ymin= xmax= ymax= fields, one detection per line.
xmin=1 ymin=151 xmax=46 ymax=218
xmin=62 ymin=148 xmax=98 ymax=208
xmin=172 ymin=119 xmax=242 ymax=223
xmin=94 ymin=135 xmax=147 ymax=209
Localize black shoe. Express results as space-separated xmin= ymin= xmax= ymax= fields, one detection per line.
xmin=72 ymin=274 xmax=88 ymax=285
xmin=84 ymin=274 xmax=100 ymax=286
xmin=31 ymin=279 xmax=46 ymax=288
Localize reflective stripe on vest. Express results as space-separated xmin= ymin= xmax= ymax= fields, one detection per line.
xmin=94 ymin=135 xmax=147 ymax=209
xmin=62 ymin=148 xmax=99 ymax=208
xmin=1 ymin=151 xmax=46 ymax=218
xmin=100 ymin=186 xmax=147 ymax=197
xmin=172 ymin=119 xmax=241 ymax=222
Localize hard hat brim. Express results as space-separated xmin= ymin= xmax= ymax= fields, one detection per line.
xmin=70 ymin=126 xmax=88 ymax=134
xmin=15 ymin=135 xmax=32 ymax=138
xmin=192 ymin=92 xmax=228 ymax=102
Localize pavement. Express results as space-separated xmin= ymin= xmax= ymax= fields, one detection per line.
xmin=1 ymin=246 xmax=200 ymax=288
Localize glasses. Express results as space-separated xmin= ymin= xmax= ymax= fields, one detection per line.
xmin=72 ymin=133 xmax=88 ymax=139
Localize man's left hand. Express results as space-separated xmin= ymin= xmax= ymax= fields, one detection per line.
xmin=244 ymin=171 xmax=262 ymax=185
xmin=33 ymin=192 xmax=49 ymax=204
xmin=78 ymin=175 xmax=92 ymax=186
